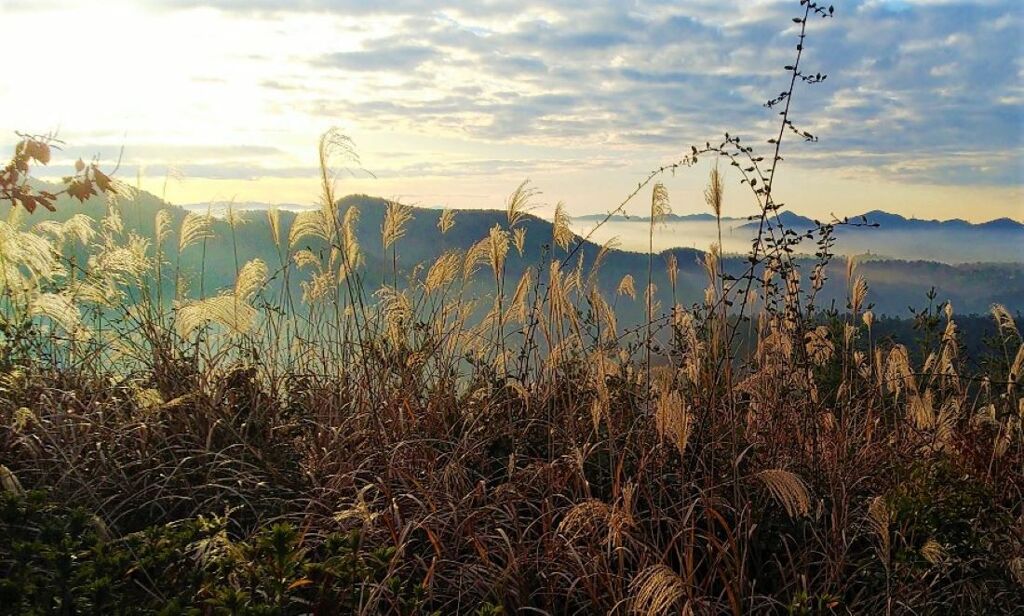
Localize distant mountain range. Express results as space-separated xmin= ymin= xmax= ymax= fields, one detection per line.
xmin=575 ymin=209 xmax=1024 ymax=232
xmin=736 ymin=209 xmax=1024 ymax=233
xmin=573 ymin=207 xmax=1022 ymax=264
xmin=191 ymin=201 xmax=1023 ymax=263
xmin=20 ymin=187 xmax=1024 ymax=316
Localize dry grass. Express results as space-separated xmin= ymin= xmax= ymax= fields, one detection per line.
xmin=2 ymin=4 xmax=1022 ymax=612
xmin=2 ymin=159 xmax=1020 ymax=613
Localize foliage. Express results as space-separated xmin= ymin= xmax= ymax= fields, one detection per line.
xmin=1 ymin=2 xmax=1022 ymax=614
xmin=0 ymin=491 xmax=434 ymax=615
xmin=1 ymin=133 xmax=116 ymax=214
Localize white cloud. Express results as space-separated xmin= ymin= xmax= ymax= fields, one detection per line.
xmin=1 ymin=0 xmax=1020 ymax=220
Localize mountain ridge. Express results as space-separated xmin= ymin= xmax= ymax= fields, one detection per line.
xmin=16 ymin=184 xmax=1024 ymax=315
xmin=186 ymin=197 xmax=1023 ymax=231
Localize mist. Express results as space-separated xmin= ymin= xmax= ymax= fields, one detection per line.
xmin=575 ymin=219 xmax=1024 ymax=263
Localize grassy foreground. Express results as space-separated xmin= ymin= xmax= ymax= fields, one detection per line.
xmin=2 ymin=2 xmax=1023 ymax=613
xmin=1 ymin=160 xmax=1023 ymax=614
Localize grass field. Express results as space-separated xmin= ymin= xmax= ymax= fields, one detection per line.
xmin=2 ymin=2 xmax=1023 ymax=613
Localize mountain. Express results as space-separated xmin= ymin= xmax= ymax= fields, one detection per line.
xmin=186 ymin=199 xmax=1024 ymax=260
xmin=853 ymin=210 xmax=909 ymax=228
xmin=734 ymin=209 xmax=1018 ymax=234
xmin=575 ymin=206 xmax=1022 ymax=264
xmin=16 ymin=186 xmax=1024 ymax=316
xmin=979 ymin=217 xmax=1024 ymax=231
xmin=737 ymin=210 xmax=816 ymax=231
xmin=576 ymin=212 xmax=742 ymax=223
xmin=847 ymin=210 xmax=1022 ymax=232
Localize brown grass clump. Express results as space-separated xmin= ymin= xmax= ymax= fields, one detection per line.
xmin=630 ymin=565 xmax=689 ymax=616
xmin=2 ymin=2 xmax=1023 ymax=614
xmin=756 ymin=469 xmax=812 ymax=519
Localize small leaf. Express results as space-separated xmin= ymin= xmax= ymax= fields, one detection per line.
xmin=25 ymin=140 xmax=51 ymax=164
xmin=20 ymin=195 xmax=37 ymax=214
xmin=288 ymin=578 xmax=314 ymax=591
xmin=93 ymin=168 xmax=114 ymax=193
xmin=66 ymin=179 xmax=95 ymax=202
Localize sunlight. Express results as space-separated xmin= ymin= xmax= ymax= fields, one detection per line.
xmin=1 ymin=3 xmax=1021 ymax=613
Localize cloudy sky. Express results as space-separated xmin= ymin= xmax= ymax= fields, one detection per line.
xmin=2 ymin=0 xmax=1021 ymax=221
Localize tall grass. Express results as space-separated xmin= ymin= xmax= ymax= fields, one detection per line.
xmin=1 ymin=1 xmax=1023 ymax=613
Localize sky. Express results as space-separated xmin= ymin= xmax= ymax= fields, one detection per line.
xmin=1 ymin=0 xmax=1022 ymax=222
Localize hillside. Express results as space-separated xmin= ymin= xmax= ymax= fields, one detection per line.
xmin=22 ymin=185 xmax=1024 ymax=317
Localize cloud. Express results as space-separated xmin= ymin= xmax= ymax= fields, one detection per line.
xmin=53 ymin=0 xmax=1024 ymax=191
xmin=144 ymin=0 xmax=524 ymax=17
xmin=318 ymin=45 xmax=440 ymax=72
xmin=37 ymin=162 xmax=320 ymax=182
xmin=372 ymin=156 xmax=630 ymax=178
xmin=52 ymin=144 xmax=286 ymax=162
